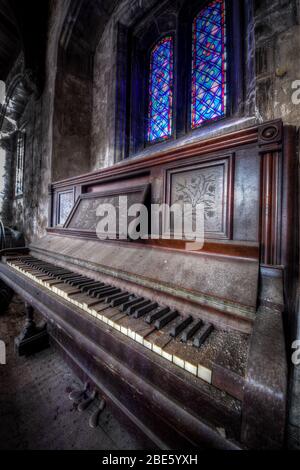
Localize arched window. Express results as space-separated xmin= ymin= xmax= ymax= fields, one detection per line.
xmin=191 ymin=0 xmax=227 ymax=128
xmin=116 ymin=0 xmax=249 ymax=159
xmin=147 ymin=36 xmax=174 ymax=142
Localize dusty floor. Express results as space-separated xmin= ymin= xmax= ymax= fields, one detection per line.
xmin=0 ymin=296 xmax=141 ymax=450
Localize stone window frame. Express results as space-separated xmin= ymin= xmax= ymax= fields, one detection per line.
xmin=114 ymin=0 xmax=249 ymax=162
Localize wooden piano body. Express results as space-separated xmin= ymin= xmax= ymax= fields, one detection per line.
xmin=0 ymin=119 xmax=296 ymax=449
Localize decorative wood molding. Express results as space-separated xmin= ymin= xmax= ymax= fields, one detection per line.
xmin=260 ymin=151 xmax=281 ymax=265
xmin=51 ymin=123 xmax=259 ymax=190
xmin=258 ymin=119 xmax=282 ymax=148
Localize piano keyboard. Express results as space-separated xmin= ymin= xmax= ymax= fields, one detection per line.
xmin=6 ymin=255 xmax=247 ymax=387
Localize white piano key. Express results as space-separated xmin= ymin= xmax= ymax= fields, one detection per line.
xmin=197 ymin=365 xmax=212 ymax=384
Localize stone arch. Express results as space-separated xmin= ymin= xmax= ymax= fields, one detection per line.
xmin=52 ymin=0 xmax=163 ymax=177
xmin=52 ymin=0 xmax=120 ymax=181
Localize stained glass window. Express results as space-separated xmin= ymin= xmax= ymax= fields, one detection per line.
xmin=15 ymin=132 xmax=25 ymax=196
xmin=191 ymin=0 xmax=226 ymax=128
xmin=147 ymin=36 xmax=174 ymax=142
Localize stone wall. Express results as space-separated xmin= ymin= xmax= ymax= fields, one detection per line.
xmin=0 ymin=0 xmax=71 ymax=242
xmin=91 ymin=18 xmax=116 ymax=169
xmin=0 ymin=136 xmax=15 ymax=226
xmin=254 ymin=0 xmax=300 ymax=126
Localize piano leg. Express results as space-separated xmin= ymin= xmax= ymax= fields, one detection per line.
xmin=15 ymin=302 xmax=49 ymax=356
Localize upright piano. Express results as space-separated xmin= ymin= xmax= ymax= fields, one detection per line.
xmin=0 ymin=119 xmax=296 ymax=449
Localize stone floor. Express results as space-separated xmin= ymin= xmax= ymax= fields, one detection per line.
xmin=0 ymin=296 xmax=141 ymax=450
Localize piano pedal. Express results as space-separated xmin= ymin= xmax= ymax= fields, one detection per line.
xmin=89 ymin=398 xmax=106 ymax=428
xmin=78 ymin=389 xmax=97 ymax=412
xmin=69 ymin=381 xmax=89 ymax=403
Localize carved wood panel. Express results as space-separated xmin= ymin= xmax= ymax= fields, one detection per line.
xmin=65 ymin=184 xmax=149 ymax=238
xmin=164 ymin=155 xmax=234 ymax=240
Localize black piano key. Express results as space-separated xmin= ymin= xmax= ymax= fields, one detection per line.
xmin=57 ymin=272 xmax=78 ymax=280
xmin=35 ymin=267 xmax=52 ymax=273
xmin=77 ymin=280 xmax=99 ymax=290
xmin=62 ymin=276 xmax=83 ymax=283
xmin=105 ymin=291 xmax=128 ymax=304
xmin=145 ymin=306 xmax=170 ymax=324
xmin=81 ymin=282 xmax=102 ymax=293
xmin=31 ymin=264 xmax=52 ymax=271
xmin=121 ymin=297 xmax=144 ymax=312
xmin=193 ymin=323 xmax=214 ymax=348
xmin=30 ymin=266 xmax=51 ymax=273
xmin=45 ymin=267 xmax=69 ymax=274
xmin=170 ymin=315 xmax=193 ymax=338
xmin=95 ymin=287 xmax=120 ymax=299
xmin=87 ymin=283 xmax=108 ymax=293
xmin=110 ymin=294 xmax=134 ymax=307
xmin=65 ymin=276 xmax=86 ymax=285
xmin=154 ymin=310 xmax=179 ymax=330
xmin=68 ymin=277 xmax=91 ymax=287
xmin=90 ymin=285 xmax=114 ymax=297
xmin=133 ymin=302 xmax=158 ymax=319
xmin=56 ymin=274 xmax=76 ymax=281
xmin=85 ymin=283 xmax=106 ymax=295
xmin=127 ymin=299 xmax=151 ymax=316
xmin=46 ymin=271 xmax=71 ymax=278
xmin=67 ymin=279 xmax=90 ymax=288
xmin=181 ymin=319 xmax=203 ymax=343
xmin=27 ymin=263 xmax=44 ymax=269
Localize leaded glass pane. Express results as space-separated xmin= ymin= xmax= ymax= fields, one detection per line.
xmin=191 ymin=0 xmax=226 ymax=128
xmin=147 ymin=36 xmax=174 ymax=142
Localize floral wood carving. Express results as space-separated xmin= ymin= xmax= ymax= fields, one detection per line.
xmin=166 ymin=158 xmax=232 ymax=239
xmin=175 ymin=173 xmax=217 ymax=221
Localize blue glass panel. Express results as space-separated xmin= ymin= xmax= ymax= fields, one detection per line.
xmin=191 ymin=0 xmax=226 ymax=128
xmin=147 ymin=36 xmax=174 ymax=142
